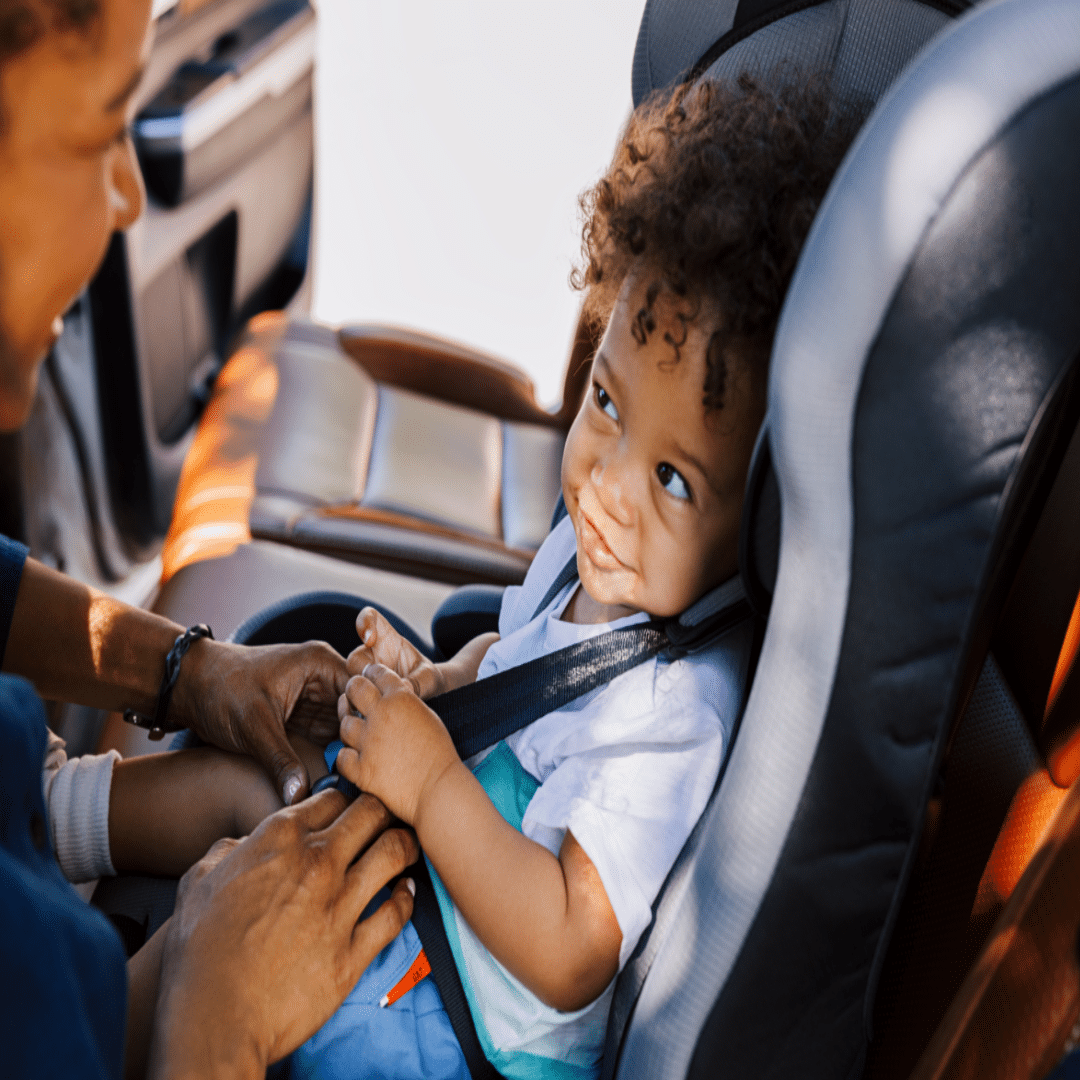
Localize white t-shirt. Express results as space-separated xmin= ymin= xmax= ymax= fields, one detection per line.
xmin=439 ymin=514 xmax=753 ymax=1079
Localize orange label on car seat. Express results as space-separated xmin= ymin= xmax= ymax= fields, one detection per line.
xmin=379 ymin=949 xmax=432 ymax=1008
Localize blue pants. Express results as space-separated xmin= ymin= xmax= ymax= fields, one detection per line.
xmin=280 ymin=897 xmax=469 ymax=1080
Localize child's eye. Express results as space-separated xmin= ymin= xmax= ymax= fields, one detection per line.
xmin=594 ymin=383 xmax=619 ymax=422
xmin=657 ymin=462 xmax=691 ymax=501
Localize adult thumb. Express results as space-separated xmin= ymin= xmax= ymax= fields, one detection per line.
xmin=249 ymin=719 xmax=310 ymax=805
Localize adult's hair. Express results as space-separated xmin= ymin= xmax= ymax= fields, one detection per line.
xmin=573 ymin=72 xmax=864 ymax=411
xmin=0 ymin=0 xmax=99 ymax=66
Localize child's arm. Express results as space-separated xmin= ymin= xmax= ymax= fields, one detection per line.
xmin=337 ymin=664 xmax=622 ymax=1012
xmin=109 ymin=735 xmax=329 ymax=878
xmin=347 ymin=608 xmax=498 ymax=698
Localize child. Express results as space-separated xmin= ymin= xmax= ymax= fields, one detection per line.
xmin=282 ymin=73 xmax=863 ymax=1080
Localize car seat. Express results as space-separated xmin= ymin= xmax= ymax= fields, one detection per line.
xmin=601 ymin=1 xmax=1080 ymax=1076
xmin=111 ymin=2 xmax=1080 ymax=1071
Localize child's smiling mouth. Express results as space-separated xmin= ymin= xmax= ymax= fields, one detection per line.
xmin=578 ymin=510 xmax=626 ymax=572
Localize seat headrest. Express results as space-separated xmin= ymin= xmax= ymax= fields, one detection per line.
xmin=632 ymin=0 xmax=967 ymax=107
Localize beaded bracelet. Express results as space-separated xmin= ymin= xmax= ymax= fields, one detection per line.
xmin=123 ymin=624 xmax=214 ymax=741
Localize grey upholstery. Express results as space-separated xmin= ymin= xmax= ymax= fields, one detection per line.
xmin=632 ymin=0 xmax=958 ymax=106
xmin=609 ymin=0 xmax=1080 ymax=1076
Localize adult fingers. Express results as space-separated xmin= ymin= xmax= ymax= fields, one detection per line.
xmin=174 ymin=836 xmax=239 ymax=907
xmin=244 ymin=642 xmax=346 ymax=804
xmin=340 ymin=824 xmax=419 ymax=924
xmin=322 ymin=791 xmax=395 ymax=865
xmin=245 ymin=708 xmax=311 ymax=806
xmin=343 ymin=878 xmax=415 ymax=986
xmin=285 ymin=786 xmax=349 ymax=832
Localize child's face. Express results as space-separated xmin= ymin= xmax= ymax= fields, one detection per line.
xmin=561 ymin=273 xmax=764 ymax=619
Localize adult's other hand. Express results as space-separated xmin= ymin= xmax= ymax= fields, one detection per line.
xmin=148 ymin=789 xmax=416 ymax=1078
xmin=172 ymin=637 xmax=349 ymax=805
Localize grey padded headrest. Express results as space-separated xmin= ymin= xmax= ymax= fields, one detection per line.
xmin=632 ymin=0 xmax=961 ymax=107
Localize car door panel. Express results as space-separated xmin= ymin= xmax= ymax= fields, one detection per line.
xmin=90 ymin=0 xmax=314 ymax=547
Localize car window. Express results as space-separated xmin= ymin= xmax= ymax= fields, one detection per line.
xmin=312 ymin=1 xmax=646 ymax=407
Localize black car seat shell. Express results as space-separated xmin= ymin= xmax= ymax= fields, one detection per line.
xmin=603 ymin=0 xmax=1080 ymax=1075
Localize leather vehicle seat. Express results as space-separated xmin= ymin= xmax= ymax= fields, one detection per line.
xmin=158 ymin=310 xmax=595 ymax=588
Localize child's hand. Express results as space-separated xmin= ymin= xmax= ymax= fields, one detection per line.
xmin=347 ymin=608 xmax=447 ymax=699
xmin=336 ymin=662 xmax=460 ymax=826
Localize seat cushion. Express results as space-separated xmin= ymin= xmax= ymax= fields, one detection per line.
xmin=161 ymin=313 xmax=565 ymax=587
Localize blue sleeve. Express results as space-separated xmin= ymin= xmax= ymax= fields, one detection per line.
xmin=0 ymin=675 xmax=127 ymax=1078
xmin=0 ymin=534 xmax=28 ymax=667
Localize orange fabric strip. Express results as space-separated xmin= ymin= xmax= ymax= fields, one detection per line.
xmin=379 ymin=949 xmax=432 ymax=1008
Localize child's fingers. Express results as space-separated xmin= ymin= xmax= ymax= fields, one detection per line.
xmin=345 ymin=643 xmax=376 ymax=677
xmin=358 ymin=608 xmax=425 ymax=674
xmin=361 ymin=662 xmax=411 ymax=696
xmin=405 ymin=665 xmax=441 ymax=700
xmin=343 ymin=674 xmax=383 ymax=718
xmin=355 ymin=608 xmax=395 ymax=654
xmin=354 ymin=607 xmax=381 ymax=645
xmin=335 ymin=745 xmax=361 ymax=784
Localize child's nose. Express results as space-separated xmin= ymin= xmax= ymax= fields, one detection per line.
xmin=590 ymin=456 xmax=639 ymax=526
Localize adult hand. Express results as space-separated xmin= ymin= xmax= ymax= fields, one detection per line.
xmin=148 ymin=789 xmax=417 ymax=1079
xmin=171 ymin=638 xmax=348 ymax=805
xmin=337 ymin=662 xmax=460 ymax=825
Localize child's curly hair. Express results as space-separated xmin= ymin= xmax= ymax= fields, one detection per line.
xmin=572 ymin=72 xmax=864 ymax=410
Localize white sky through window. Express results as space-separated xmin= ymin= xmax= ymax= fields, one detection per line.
xmin=311 ymin=1 xmax=646 ymax=409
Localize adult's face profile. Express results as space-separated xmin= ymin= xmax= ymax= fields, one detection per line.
xmin=0 ymin=0 xmax=152 ymax=431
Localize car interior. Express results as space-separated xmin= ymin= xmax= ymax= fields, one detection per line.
xmin=6 ymin=0 xmax=1080 ymax=1076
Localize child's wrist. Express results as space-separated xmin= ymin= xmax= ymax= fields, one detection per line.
xmin=433 ymin=659 xmax=465 ymax=695
xmin=414 ymin=756 xmax=468 ymax=836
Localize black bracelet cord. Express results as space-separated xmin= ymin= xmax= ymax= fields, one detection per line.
xmin=123 ymin=624 xmax=214 ymax=740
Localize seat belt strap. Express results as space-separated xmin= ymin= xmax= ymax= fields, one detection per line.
xmin=410 ymin=858 xmax=504 ymax=1080
xmin=531 ymin=554 xmax=578 ymax=620
xmin=426 ymin=621 xmax=669 ymax=758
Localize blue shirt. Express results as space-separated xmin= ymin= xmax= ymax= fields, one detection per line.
xmin=0 ymin=536 xmax=127 ymax=1078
